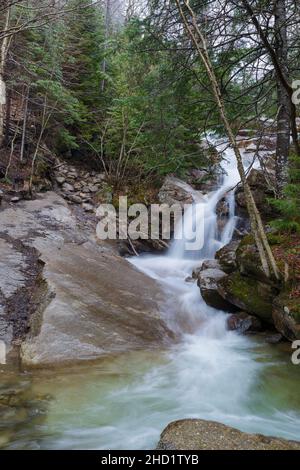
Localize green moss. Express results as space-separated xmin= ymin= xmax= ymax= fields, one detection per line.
xmin=238 ymin=234 xmax=255 ymax=248
xmin=267 ymin=233 xmax=285 ymax=245
xmin=220 ymin=272 xmax=275 ymax=322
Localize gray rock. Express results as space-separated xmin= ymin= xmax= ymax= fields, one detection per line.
xmin=265 ymin=333 xmax=283 ymax=344
xmin=201 ymin=259 xmax=221 ymax=271
xmin=216 ymin=240 xmax=239 ymax=273
xmin=10 ymin=197 xmax=20 ymax=203
xmin=227 ymin=312 xmax=262 ymax=334
xmin=82 ymin=203 xmax=94 ymax=212
xmin=158 ymin=176 xmax=199 ymax=208
xmin=157 ymin=419 xmax=300 ymax=450
xmin=62 ymin=182 xmax=74 ymax=192
xmin=67 ymin=194 xmax=82 ymax=204
xmin=88 ymin=185 xmax=99 ymax=193
xmin=0 ymin=192 xmax=172 ymax=368
xmin=79 ymin=192 xmax=92 ymax=201
xmin=81 ymin=187 xmax=91 ymax=194
xmin=198 ymin=268 xmax=237 ymax=312
xmin=55 ymin=176 xmax=66 ymax=185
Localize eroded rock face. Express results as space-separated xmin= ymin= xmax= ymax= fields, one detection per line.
xmin=157 ymin=419 xmax=300 ymax=450
xmin=0 ymin=192 xmax=172 ymax=368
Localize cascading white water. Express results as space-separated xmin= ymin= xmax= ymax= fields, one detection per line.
xmin=131 ymin=136 xmax=242 ymax=333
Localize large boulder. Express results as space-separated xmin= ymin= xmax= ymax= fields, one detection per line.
xmin=215 ymin=240 xmax=239 ymax=273
xmin=157 ymin=419 xmax=300 ymax=450
xmin=235 ymin=168 xmax=275 ymax=220
xmin=217 ymin=272 xmax=277 ymax=323
xmin=158 ymin=176 xmax=196 ymax=208
xmin=0 ymin=192 xmax=173 ymax=368
xmin=197 ymin=268 xmax=238 ymax=312
xmin=235 ymin=236 xmax=272 ymax=285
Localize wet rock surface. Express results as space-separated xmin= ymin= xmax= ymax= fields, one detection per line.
xmin=157 ymin=419 xmax=300 ymax=450
xmin=216 ymin=240 xmax=239 ymax=273
xmin=158 ymin=176 xmax=201 ymax=208
xmin=227 ymin=312 xmax=263 ymax=334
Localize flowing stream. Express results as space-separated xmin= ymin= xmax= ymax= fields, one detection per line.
xmin=1 ymin=139 xmax=300 ymax=450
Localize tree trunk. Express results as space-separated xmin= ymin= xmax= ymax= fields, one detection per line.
xmin=0 ymin=7 xmax=10 ymax=148
xmin=20 ymin=87 xmax=29 ymax=163
xmin=175 ymin=0 xmax=279 ymax=280
xmin=241 ymin=0 xmax=300 ymax=158
xmin=4 ymin=85 xmax=11 ymax=144
xmin=274 ymin=0 xmax=291 ymax=197
xmin=0 ymin=75 xmax=6 ymax=147
xmin=101 ymin=0 xmax=111 ymax=93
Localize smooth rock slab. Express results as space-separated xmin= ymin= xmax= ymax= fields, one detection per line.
xmin=157 ymin=419 xmax=300 ymax=450
xmin=0 ymin=192 xmax=172 ymax=368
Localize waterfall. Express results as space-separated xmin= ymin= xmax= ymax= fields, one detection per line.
xmin=129 ymin=137 xmax=243 ymax=335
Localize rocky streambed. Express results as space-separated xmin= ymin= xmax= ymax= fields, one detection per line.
xmin=1 ymin=131 xmax=300 ymax=450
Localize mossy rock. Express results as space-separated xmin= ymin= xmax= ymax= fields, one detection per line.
xmin=236 ymin=234 xmax=282 ymax=286
xmin=217 ymin=272 xmax=277 ymax=323
xmin=273 ymin=292 xmax=300 ymax=341
xmin=215 ymin=240 xmax=239 ymax=274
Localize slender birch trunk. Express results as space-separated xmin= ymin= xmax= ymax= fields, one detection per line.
xmin=175 ymin=0 xmax=279 ymax=280
xmin=274 ymin=0 xmax=291 ymax=197
xmin=101 ymin=0 xmax=111 ymax=93
xmin=0 ymin=7 xmax=11 ymax=147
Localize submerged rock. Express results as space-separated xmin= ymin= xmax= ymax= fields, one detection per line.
xmin=265 ymin=333 xmax=284 ymax=344
xmin=157 ymin=419 xmax=300 ymax=450
xmin=227 ymin=312 xmax=262 ymax=334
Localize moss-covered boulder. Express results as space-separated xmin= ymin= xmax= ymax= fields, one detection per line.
xmin=273 ymin=292 xmax=300 ymax=341
xmin=197 ymin=268 xmax=238 ymax=312
xmin=217 ymin=272 xmax=278 ymax=323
